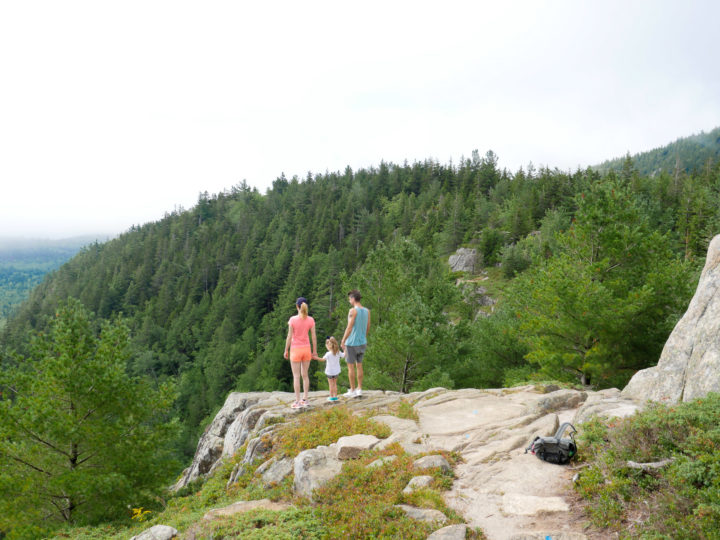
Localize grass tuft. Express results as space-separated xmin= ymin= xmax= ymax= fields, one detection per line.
xmin=276 ymin=405 xmax=391 ymax=456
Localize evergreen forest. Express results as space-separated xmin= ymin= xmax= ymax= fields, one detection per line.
xmin=2 ymin=142 xmax=719 ymax=462
xmin=595 ymin=126 xmax=720 ymax=177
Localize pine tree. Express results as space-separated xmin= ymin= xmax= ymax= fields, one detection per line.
xmin=0 ymin=300 xmax=178 ymax=535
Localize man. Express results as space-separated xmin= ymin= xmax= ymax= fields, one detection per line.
xmin=340 ymin=289 xmax=370 ymax=397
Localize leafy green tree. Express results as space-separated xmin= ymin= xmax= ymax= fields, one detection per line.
xmin=0 ymin=300 xmax=178 ymax=536
xmin=342 ymin=239 xmax=459 ymax=392
xmin=506 ymin=177 xmax=694 ymax=387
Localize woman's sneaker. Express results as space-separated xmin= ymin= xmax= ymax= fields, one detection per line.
xmin=355 ymin=388 xmax=362 ymax=397
xmin=300 ymin=399 xmax=308 ymax=407
xmin=344 ymin=389 xmax=356 ymax=397
xmin=290 ymin=401 xmax=302 ymax=409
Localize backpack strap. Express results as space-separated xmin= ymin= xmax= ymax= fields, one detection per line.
xmin=554 ymin=422 xmax=577 ymax=440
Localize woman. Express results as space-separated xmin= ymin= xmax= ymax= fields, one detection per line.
xmin=283 ymin=296 xmax=317 ymax=409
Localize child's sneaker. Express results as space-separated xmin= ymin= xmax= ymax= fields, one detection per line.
xmin=330 ymin=397 xmax=339 ymax=402
xmin=326 ymin=396 xmax=335 ymax=402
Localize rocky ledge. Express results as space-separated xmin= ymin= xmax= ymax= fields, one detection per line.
xmin=172 ymin=385 xmax=639 ymax=539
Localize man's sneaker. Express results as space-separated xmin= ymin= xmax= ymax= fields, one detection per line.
xmin=344 ymin=389 xmax=356 ymax=397
xmin=355 ymin=388 xmax=362 ymax=397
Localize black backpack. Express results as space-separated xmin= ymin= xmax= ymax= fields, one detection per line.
xmin=525 ymin=422 xmax=577 ymax=465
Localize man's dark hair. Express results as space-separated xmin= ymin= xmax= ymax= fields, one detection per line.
xmin=348 ymin=290 xmax=362 ymax=302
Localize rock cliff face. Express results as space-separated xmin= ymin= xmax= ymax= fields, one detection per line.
xmin=623 ymin=234 xmax=720 ymax=403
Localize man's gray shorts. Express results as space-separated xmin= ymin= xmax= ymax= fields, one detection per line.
xmin=345 ymin=344 xmax=366 ymax=364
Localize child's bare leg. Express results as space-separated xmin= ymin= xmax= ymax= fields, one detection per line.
xmin=329 ymin=378 xmax=337 ymax=397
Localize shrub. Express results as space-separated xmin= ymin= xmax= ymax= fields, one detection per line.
xmin=575 ymin=393 xmax=720 ymax=538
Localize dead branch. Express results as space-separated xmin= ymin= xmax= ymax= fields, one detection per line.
xmin=626 ymin=458 xmax=675 ymax=471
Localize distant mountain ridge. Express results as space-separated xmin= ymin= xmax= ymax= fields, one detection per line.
xmin=594 ymin=126 xmax=720 ymax=176
xmin=0 ymin=235 xmax=109 ymax=326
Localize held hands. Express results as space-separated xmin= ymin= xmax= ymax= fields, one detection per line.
xmin=312 ymin=354 xmax=324 ymax=361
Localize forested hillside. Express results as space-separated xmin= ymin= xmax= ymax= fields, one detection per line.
xmin=2 ymin=149 xmax=719 ymax=456
xmin=595 ymin=126 xmax=720 ymax=177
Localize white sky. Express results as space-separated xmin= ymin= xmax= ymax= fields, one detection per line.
xmin=1 ymin=0 xmax=719 ymax=239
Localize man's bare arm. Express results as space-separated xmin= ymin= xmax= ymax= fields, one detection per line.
xmin=341 ymin=308 xmax=356 ymax=348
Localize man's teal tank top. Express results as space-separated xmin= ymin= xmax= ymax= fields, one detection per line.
xmin=346 ymin=306 xmax=368 ymax=346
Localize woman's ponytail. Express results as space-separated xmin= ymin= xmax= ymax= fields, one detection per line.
xmin=300 ymin=302 xmax=308 ymax=319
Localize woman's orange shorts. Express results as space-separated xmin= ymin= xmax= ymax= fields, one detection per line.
xmin=290 ymin=345 xmax=312 ymax=363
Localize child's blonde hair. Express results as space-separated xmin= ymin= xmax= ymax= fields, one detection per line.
xmin=326 ymin=336 xmax=339 ymax=355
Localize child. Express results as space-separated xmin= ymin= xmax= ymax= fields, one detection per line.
xmin=314 ymin=336 xmax=344 ymax=402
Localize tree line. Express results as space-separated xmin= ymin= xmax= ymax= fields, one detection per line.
xmin=2 ymin=151 xmax=719 ymax=460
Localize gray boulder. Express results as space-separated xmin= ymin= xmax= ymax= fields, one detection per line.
xmin=623 ymin=234 xmax=720 ymax=403
xmin=293 ymin=445 xmax=342 ymax=498
xmin=130 ymin=525 xmax=178 ymax=540
xmin=394 ymin=504 xmax=448 ymax=524
xmin=261 ymin=457 xmax=294 ymax=486
xmin=413 ymin=454 xmax=450 ymax=472
xmin=336 ymin=434 xmax=380 ymax=460
xmin=403 ymin=475 xmax=433 ymax=493
xmin=449 ymin=248 xmax=478 ymax=273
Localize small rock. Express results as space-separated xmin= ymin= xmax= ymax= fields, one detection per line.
xmin=367 ymin=455 xmax=398 ymax=468
xmin=130 ymin=525 xmax=178 ymax=540
xmin=204 ymin=499 xmax=291 ymax=520
xmin=413 ymin=455 xmax=451 ymax=472
xmin=402 ymin=475 xmax=433 ymax=494
xmin=427 ymin=524 xmax=468 ymax=540
xmin=336 ymin=434 xmax=380 ymax=460
xmin=394 ymin=504 xmax=447 ymax=524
